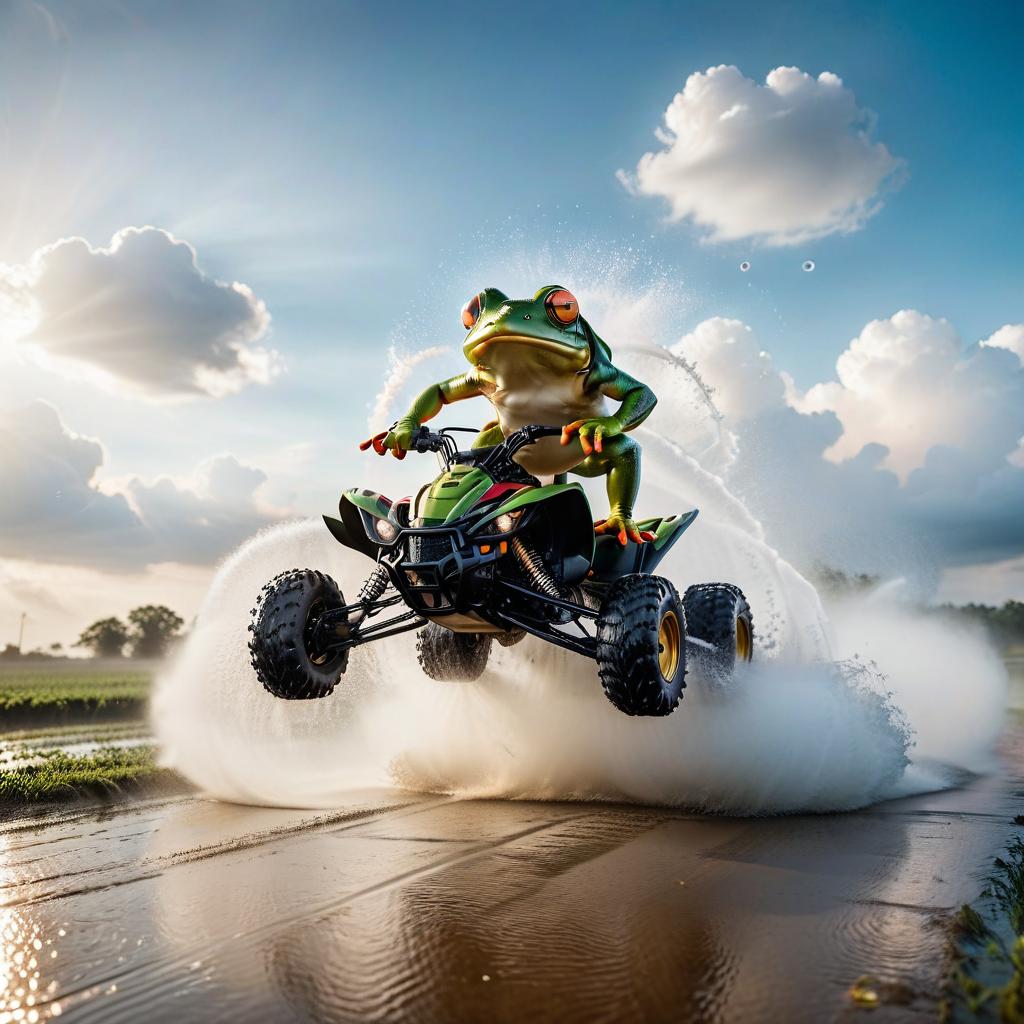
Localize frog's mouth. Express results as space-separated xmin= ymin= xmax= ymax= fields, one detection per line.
xmin=466 ymin=333 xmax=589 ymax=367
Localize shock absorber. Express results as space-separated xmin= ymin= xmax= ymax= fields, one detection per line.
xmin=358 ymin=564 xmax=390 ymax=606
xmin=511 ymin=537 xmax=562 ymax=598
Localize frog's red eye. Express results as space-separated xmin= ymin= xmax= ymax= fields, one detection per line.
xmin=545 ymin=289 xmax=579 ymax=326
xmin=461 ymin=293 xmax=483 ymax=330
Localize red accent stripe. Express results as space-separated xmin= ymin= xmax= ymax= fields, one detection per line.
xmin=481 ymin=482 xmax=527 ymax=503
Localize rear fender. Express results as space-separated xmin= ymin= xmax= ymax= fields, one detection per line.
xmin=590 ymin=509 xmax=699 ymax=581
xmin=636 ymin=509 xmax=699 ymax=574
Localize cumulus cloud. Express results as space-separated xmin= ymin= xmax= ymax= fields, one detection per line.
xmin=676 ymin=313 xmax=1024 ymax=581
xmin=672 ymin=317 xmax=784 ymax=419
xmin=0 ymin=227 xmax=279 ymax=399
xmin=619 ymin=65 xmax=904 ymax=246
xmin=794 ymin=312 xmax=1024 ymax=478
xmin=982 ymin=323 xmax=1024 ymax=362
xmin=0 ymin=401 xmax=285 ymax=569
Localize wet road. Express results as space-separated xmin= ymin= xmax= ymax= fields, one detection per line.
xmin=1 ymin=749 xmax=1021 ymax=1023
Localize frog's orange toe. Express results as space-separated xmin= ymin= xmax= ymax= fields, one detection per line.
xmin=595 ymin=518 xmax=654 ymax=546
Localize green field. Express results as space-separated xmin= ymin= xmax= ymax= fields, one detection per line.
xmin=0 ymin=658 xmax=154 ymax=727
xmin=0 ymin=660 xmax=181 ymax=812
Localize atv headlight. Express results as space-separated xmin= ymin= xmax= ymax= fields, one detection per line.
xmin=374 ymin=518 xmax=398 ymax=543
xmin=495 ymin=510 xmax=521 ymax=534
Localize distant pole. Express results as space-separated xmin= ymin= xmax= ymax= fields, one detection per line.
xmin=17 ymin=612 xmax=26 ymax=654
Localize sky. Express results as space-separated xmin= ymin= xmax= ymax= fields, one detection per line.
xmin=0 ymin=0 xmax=1021 ymax=649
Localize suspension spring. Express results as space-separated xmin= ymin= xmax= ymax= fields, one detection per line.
xmin=358 ymin=564 xmax=390 ymax=605
xmin=511 ymin=537 xmax=562 ymax=598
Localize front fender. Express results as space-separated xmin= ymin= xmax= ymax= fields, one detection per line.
xmin=323 ymin=489 xmax=392 ymax=560
xmin=475 ymin=481 xmax=590 ymax=526
xmin=475 ymin=483 xmax=595 ymax=584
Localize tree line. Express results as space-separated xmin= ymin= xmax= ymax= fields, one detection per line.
xmin=812 ymin=566 xmax=1024 ymax=650
xmin=937 ymin=601 xmax=1024 ymax=650
xmin=74 ymin=605 xmax=185 ymax=658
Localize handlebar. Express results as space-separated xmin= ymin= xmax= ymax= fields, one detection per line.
xmin=409 ymin=423 xmax=562 ymax=455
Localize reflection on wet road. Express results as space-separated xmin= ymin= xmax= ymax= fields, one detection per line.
xmin=0 ymin=763 xmax=1020 ymax=1022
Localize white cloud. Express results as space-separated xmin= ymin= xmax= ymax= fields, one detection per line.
xmin=793 ymin=312 xmax=1024 ymax=478
xmin=981 ymin=323 xmax=1024 ymax=362
xmin=672 ymin=313 xmax=1024 ymax=582
xmin=671 ymin=317 xmax=784 ymax=419
xmin=0 ymin=227 xmax=279 ymax=399
xmin=620 ymin=65 xmax=904 ymax=246
xmin=0 ymin=401 xmax=285 ymax=569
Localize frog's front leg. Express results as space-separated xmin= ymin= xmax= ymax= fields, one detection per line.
xmin=471 ymin=419 xmax=505 ymax=449
xmin=360 ymin=372 xmax=484 ymax=459
xmin=569 ymin=433 xmax=655 ymax=546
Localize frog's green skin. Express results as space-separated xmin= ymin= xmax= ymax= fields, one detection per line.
xmin=381 ymin=285 xmax=657 ymax=544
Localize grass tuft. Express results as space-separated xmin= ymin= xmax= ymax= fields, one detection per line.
xmin=946 ymin=834 xmax=1024 ymax=1022
xmin=0 ymin=746 xmax=175 ymax=808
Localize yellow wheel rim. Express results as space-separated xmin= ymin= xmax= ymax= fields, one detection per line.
xmin=658 ymin=610 xmax=682 ymax=681
xmin=736 ymin=616 xmax=753 ymax=662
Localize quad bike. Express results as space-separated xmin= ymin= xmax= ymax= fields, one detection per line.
xmin=248 ymin=424 xmax=754 ymax=717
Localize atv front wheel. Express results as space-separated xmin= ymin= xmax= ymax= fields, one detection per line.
xmin=416 ymin=622 xmax=492 ymax=681
xmin=248 ymin=569 xmax=349 ymax=700
xmin=682 ymin=583 xmax=754 ymax=683
xmin=596 ymin=574 xmax=687 ymax=716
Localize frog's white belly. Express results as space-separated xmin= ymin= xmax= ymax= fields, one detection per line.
xmin=490 ymin=376 xmax=606 ymax=476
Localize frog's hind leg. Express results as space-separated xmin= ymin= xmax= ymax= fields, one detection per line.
xmin=471 ymin=420 xmax=505 ymax=449
xmin=570 ymin=433 xmax=653 ymax=545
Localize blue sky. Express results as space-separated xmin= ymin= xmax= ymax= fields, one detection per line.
xmin=4 ymin=0 xmax=1021 ymax=374
xmin=0 ymin=0 xmax=1021 ymax=642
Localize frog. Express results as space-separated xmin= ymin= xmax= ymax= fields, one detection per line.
xmin=361 ymin=285 xmax=658 ymax=545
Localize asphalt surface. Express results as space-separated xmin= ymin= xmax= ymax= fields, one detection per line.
xmin=1 ymin=732 xmax=1021 ymax=1023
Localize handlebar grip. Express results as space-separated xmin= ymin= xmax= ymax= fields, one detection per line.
xmin=411 ymin=425 xmax=436 ymax=453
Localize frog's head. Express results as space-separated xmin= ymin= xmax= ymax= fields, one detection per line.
xmin=461 ymin=285 xmax=599 ymax=369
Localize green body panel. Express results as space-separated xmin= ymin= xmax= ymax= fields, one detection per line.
xmin=344 ymin=489 xmax=392 ymax=520
xmin=477 ymin=481 xmax=590 ymax=525
xmin=411 ymin=465 xmax=491 ymax=524
xmin=443 ymin=469 xmax=495 ymax=523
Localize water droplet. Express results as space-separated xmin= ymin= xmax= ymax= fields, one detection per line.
xmin=802 ymin=260 xmax=815 ymax=272
xmin=739 ymin=261 xmax=751 ymax=272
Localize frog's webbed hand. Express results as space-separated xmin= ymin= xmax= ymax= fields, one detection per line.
xmin=359 ymin=424 xmax=413 ymax=460
xmin=359 ymin=371 xmax=484 ymax=459
xmin=560 ymin=416 xmax=622 ymax=455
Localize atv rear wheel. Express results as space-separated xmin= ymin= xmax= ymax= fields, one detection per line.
xmin=248 ymin=569 xmax=349 ymax=700
xmin=682 ymin=583 xmax=754 ymax=684
xmin=416 ymin=622 xmax=492 ymax=681
xmin=596 ymin=574 xmax=687 ymax=716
